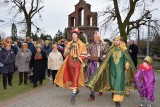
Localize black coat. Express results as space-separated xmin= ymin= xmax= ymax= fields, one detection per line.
xmin=129 ymin=44 xmax=138 ymax=67
xmin=30 ymin=50 xmax=47 ymax=83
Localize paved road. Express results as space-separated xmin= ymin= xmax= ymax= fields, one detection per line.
xmin=1 ymin=74 xmax=160 ymax=107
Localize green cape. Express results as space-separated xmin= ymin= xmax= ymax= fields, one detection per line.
xmin=85 ymin=46 xmax=136 ymax=92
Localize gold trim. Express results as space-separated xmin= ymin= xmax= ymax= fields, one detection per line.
xmin=113 ymin=95 xmax=124 ymax=102
xmin=112 ymin=49 xmax=122 ymax=64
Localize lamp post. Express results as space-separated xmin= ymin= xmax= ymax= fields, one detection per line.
xmin=146 ymin=13 xmax=152 ymax=56
xmin=0 ymin=20 xmax=5 ymax=40
xmin=0 ymin=20 xmax=4 ymax=22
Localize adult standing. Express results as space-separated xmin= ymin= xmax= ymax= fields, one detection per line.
xmin=54 ymin=28 xmax=87 ymax=103
xmin=57 ymin=40 xmax=65 ymax=59
xmin=48 ymin=44 xmax=63 ymax=84
xmin=26 ymin=37 xmax=35 ymax=54
xmin=42 ymin=40 xmax=52 ymax=77
xmin=86 ymin=32 xmax=109 ymax=101
xmin=15 ymin=43 xmax=32 ymax=85
xmin=128 ymin=40 xmax=139 ymax=68
xmin=86 ymin=36 xmax=136 ymax=107
xmin=0 ymin=37 xmax=15 ymax=90
xmin=30 ymin=43 xmax=47 ymax=88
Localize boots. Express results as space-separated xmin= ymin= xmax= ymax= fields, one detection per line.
xmin=139 ymin=97 xmax=145 ymax=107
xmin=76 ymin=89 xmax=79 ymax=95
xmin=115 ymin=102 xmax=121 ymax=107
xmin=146 ymin=104 xmax=152 ymax=107
xmin=146 ymin=100 xmax=152 ymax=107
xmin=98 ymin=92 xmax=103 ymax=96
xmin=125 ymin=90 xmax=130 ymax=97
xmin=88 ymin=94 xmax=95 ymax=101
xmin=3 ymin=86 xmax=7 ymax=90
xmin=9 ymin=83 xmax=13 ymax=86
xmin=33 ymin=83 xmax=37 ymax=88
xmin=111 ymin=93 xmax=114 ymax=99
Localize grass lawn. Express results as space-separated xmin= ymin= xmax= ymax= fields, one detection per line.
xmin=0 ymin=72 xmax=51 ymax=102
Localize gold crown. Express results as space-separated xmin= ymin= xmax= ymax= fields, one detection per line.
xmin=113 ymin=36 xmax=121 ymax=40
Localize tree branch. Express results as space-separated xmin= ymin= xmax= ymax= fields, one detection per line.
xmin=31 ymin=6 xmax=44 ymax=18
xmin=113 ymin=0 xmax=122 ymax=25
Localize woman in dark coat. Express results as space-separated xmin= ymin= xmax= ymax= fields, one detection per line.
xmin=30 ymin=43 xmax=47 ymax=88
xmin=0 ymin=37 xmax=15 ymax=90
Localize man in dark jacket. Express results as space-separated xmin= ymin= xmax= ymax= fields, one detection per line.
xmin=42 ymin=40 xmax=52 ymax=77
xmin=26 ymin=37 xmax=35 ymax=54
xmin=0 ymin=38 xmax=15 ymax=90
xmin=129 ymin=40 xmax=139 ymax=68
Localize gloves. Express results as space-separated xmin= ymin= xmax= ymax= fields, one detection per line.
xmin=98 ymin=58 xmax=102 ymax=62
xmin=69 ymin=45 xmax=74 ymax=50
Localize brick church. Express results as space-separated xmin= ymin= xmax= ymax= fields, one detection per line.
xmin=66 ymin=0 xmax=99 ymax=43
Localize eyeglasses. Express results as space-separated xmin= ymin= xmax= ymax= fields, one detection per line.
xmin=6 ymin=41 xmax=11 ymax=43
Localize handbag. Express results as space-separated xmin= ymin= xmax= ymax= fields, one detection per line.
xmin=0 ymin=52 xmax=10 ymax=68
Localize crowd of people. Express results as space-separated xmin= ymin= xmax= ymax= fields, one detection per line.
xmin=0 ymin=28 xmax=155 ymax=107
xmin=0 ymin=37 xmax=67 ymax=89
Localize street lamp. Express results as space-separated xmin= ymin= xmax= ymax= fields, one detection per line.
xmin=146 ymin=13 xmax=152 ymax=56
xmin=0 ymin=20 xmax=5 ymax=40
xmin=0 ymin=20 xmax=4 ymax=22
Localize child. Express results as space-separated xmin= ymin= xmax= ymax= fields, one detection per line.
xmin=135 ymin=56 xmax=155 ymax=107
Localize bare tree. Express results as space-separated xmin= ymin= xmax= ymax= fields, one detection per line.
xmin=2 ymin=0 xmax=44 ymax=37
xmin=100 ymin=0 xmax=157 ymax=43
xmin=150 ymin=20 xmax=160 ymax=37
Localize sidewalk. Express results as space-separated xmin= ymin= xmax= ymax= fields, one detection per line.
xmin=1 ymin=74 xmax=160 ymax=107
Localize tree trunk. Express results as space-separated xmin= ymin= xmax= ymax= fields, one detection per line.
xmin=25 ymin=15 xmax=32 ymax=37
xmin=26 ymin=22 xmax=31 ymax=37
xmin=119 ymin=25 xmax=127 ymax=44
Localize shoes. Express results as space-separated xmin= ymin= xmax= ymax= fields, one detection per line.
xmin=9 ymin=83 xmax=13 ymax=86
xmin=146 ymin=104 xmax=152 ymax=107
xmin=125 ymin=90 xmax=130 ymax=97
xmin=71 ymin=95 xmax=75 ymax=104
xmin=39 ymin=81 xmax=42 ymax=85
xmin=76 ymin=89 xmax=79 ymax=95
xmin=3 ymin=86 xmax=7 ymax=90
xmin=111 ymin=93 xmax=114 ymax=99
xmin=139 ymin=98 xmax=145 ymax=107
xmin=33 ymin=83 xmax=37 ymax=88
xmin=115 ymin=102 xmax=121 ymax=107
xmin=88 ymin=94 xmax=95 ymax=101
xmin=98 ymin=92 xmax=102 ymax=96
xmin=19 ymin=81 xmax=22 ymax=85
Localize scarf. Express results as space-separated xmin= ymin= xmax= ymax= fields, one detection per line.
xmin=34 ymin=52 xmax=42 ymax=60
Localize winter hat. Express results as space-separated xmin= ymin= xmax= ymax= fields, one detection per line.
xmin=36 ymin=43 xmax=42 ymax=48
xmin=44 ymin=40 xmax=49 ymax=44
xmin=144 ymin=56 xmax=153 ymax=64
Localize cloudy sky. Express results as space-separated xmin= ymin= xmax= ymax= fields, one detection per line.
xmin=0 ymin=0 xmax=106 ymax=38
xmin=0 ymin=0 xmax=160 ymax=40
